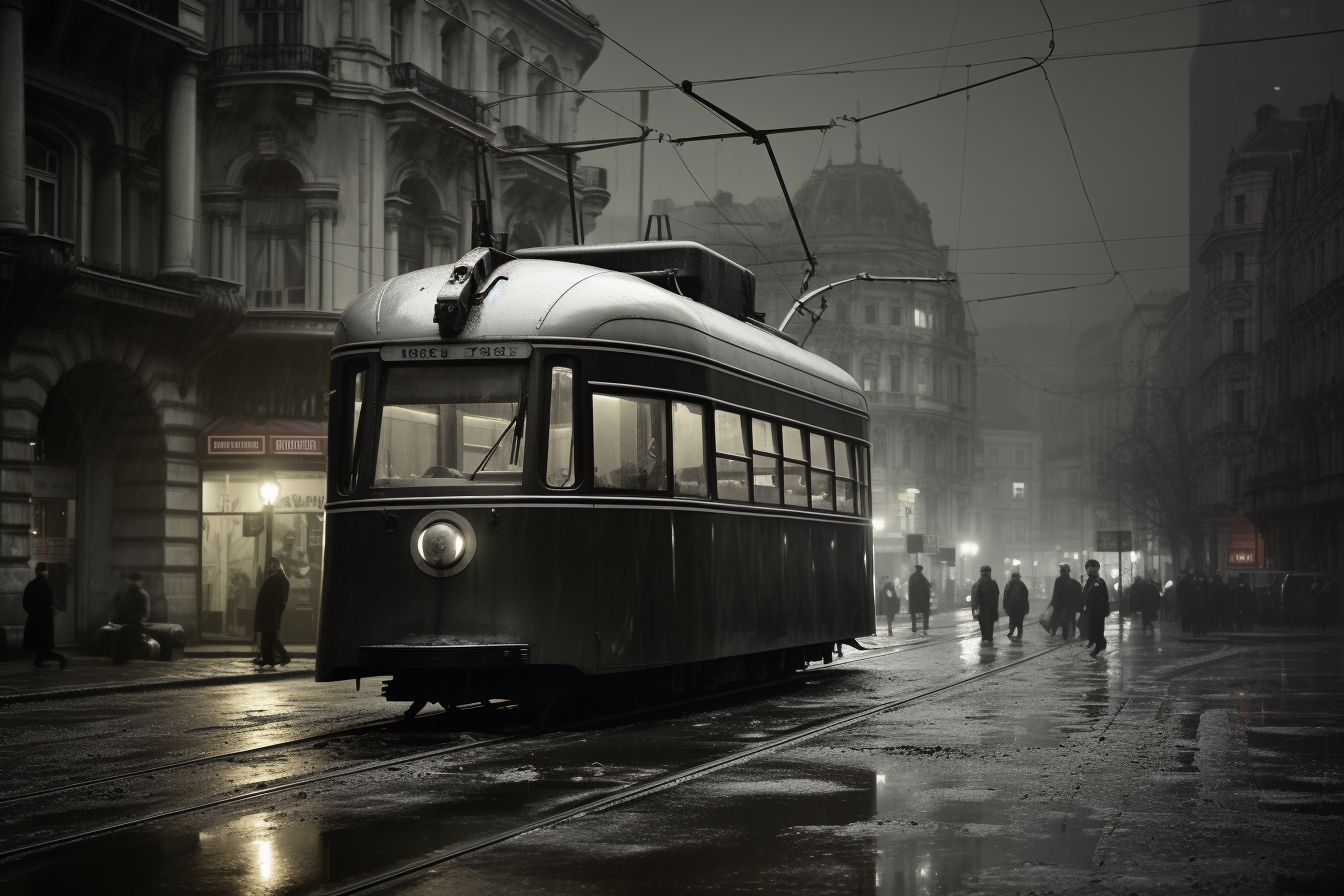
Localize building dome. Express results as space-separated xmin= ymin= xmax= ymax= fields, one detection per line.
xmin=793 ymin=155 xmax=936 ymax=249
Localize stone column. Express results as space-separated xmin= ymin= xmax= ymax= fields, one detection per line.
xmin=159 ymin=52 xmax=201 ymax=277
xmin=320 ymin=209 xmax=335 ymax=310
xmin=201 ymin=186 xmax=241 ymax=283
xmin=0 ymin=0 xmax=26 ymax=234
xmin=384 ymin=194 xmax=409 ymax=282
xmin=306 ymin=207 xmax=321 ymax=305
xmin=92 ymin=148 xmax=128 ymax=267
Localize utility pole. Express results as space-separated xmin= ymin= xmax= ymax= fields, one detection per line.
xmin=636 ymin=89 xmax=649 ymax=240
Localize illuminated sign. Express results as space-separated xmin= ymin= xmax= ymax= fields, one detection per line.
xmin=1227 ymin=549 xmax=1257 ymax=567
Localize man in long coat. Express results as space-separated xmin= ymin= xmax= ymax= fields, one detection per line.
xmin=253 ymin=557 xmax=291 ymax=668
xmin=1050 ymin=563 xmax=1082 ymax=639
xmin=1080 ymin=559 xmax=1111 ymax=657
xmin=907 ymin=565 xmax=931 ymax=634
xmin=1003 ymin=570 xmax=1030 ymax=642
xmin=972 ymin=565 xmax=1000 ymax=645
xmin=23 ymin=563 xmax=66 ymax=669
xmin=878 ymin=576 xmax=899 ymax=636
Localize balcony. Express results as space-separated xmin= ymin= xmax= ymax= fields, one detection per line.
xmin=116 ymin=0 xmax=178 ymax=25
xmin=386 ymin=63 xmax=483 ymax=123
xmin=576 ymin=166 xmax=608 ymax=190
xmin=209 ymin=45 xmax=330 ymax=79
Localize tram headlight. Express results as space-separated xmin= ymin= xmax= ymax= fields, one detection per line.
xmin=418 ymin=522 xmax=466 ymax=569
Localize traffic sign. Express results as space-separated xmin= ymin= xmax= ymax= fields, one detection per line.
xmin=1095 ymin=530 xmax=1132 ymax=552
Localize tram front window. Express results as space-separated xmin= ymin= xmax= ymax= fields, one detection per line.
xmin=375 ymin=363 xmax=527 ymax=486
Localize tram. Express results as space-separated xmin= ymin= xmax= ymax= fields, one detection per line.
xmin=317 ymin=240 xmax=875 ymax=718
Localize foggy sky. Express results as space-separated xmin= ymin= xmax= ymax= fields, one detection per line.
xmin=570 ymin=0 xmax=1202 ymax=340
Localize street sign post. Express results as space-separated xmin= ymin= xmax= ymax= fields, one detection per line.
xmin=1095 ymin=530 xmax=1133 ymax=636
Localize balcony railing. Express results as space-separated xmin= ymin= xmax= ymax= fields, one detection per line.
xmin=386 ymin=63 xmax=482 ymax=122
xmin=209 ymin=45 xmax=330 ymax=79
xmin=118 ymin=0 xmax=178 ymax=24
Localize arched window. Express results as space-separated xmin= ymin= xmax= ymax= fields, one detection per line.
xmin=25 ymin=132 xmax=61 ymax=236
xmin=860 ymin=357 xmax=879 ymax=392
xmin=397 ymin=178 xmax=438 ymax=275
xmin=872 ymin=427 xmax=889 ymax=471
xmin=888 ymin=354 xmax=902 ymax=392
xmin=244 ymin=161 xmax=305 ymax=308
xmin=496 ymin=35 xmax=522 ymax=126
xmin=440 ymin=12 xmax=466 ymax=86
xmin=537 ymin=75 xmax=562 ymax=142
xmin=247 ymin=0 xmax=302 ymax=45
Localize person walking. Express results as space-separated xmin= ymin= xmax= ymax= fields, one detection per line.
xmin=908 ymin=564 xmax=931 ymax=634
xmin=972 ymin=565 xmax=1000 ymax=645
xmin=110 ymin=572 xmax=151 ymax=664
xmin=23 ymin=563 xmax=66 ymax=669
xmin=1050 ymin=563 xmax=1082 ymax=639
xmin=1079 ymin=559 xmax=1111 ymax=657
xmin=1003 ymin=570 xmax=1029 ymax=642
xmin=878 ymin=576 xmax=899 ymax=636
xmin=253 ymin=557 xmax=291 ymax=669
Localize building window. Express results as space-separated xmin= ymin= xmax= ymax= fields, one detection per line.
xmin=888 ymin=355 xmax=902 ymax=392
xmin=1234 ymin=251 xmax=1246 ymax=282
xmin=1014 ymin=448 xmax=1025 ymax=465
xmin=1234 ymin=194 xmax=1246 ymax=224
xmin=1232 ymin=318 xmax=1246 ymax=353
xmin=864 ymin=304 xmax=877 ymax=324
xmin=24 ymin=133 xmax=60 ymax=236
xmin=245 ymin=0 xmax=302 ymax=45
xmin=1013 ymin=516 xmax=1026 ymax=542
xmin=956 ymin=435 xmax=967 ymax=473
xmin=440 ymin=10 xmax=467 ymax=86
xmin=924 ymin=437 xmax=936 ymax=470
xmin=901 ymin=433 xmax=912 ymax=468
xmin=890 ymin=304 xmax=902 ymax=326
xmin=956 ymin=494 xmax=967 ymax=531
xmin=988 ymin=446 xmax=999 ymax=466
xmin=244 ymin=161 xmax=305 ymax=308
xmin=390 ymin=2 xmax=406 ymax=63
xmin=913 ymin=307 xmax=930 ymax=328
xmin=991 ymin=479 xmax=1000 ymax=500
xmin=1013 ymin=482 xmax=1025 ymax=500
xmin=861 ymin=358 xmax=878 ymax=392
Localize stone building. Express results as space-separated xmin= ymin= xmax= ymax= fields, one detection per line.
xmin=976 ymin=416 xmax=1042 ymax=595
xmin=1252 ymin=95 xmax=1344 ymax=575
xmin=1190 ymin=108 xmax=1306 ymax=572
xmin=1 ymin=0 xmax=608 ymax=652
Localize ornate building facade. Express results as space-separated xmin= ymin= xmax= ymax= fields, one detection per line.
xmin=1 ymin=0 xmax=609 ymax=651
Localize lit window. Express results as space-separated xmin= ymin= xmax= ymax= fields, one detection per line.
xmin=913 ymin=307 xmax=930 ymax=328
xmin=593 ymin=394 xmax=667 ymax=492
xmin=1013 ymin=482 xmax=1025 ymax=500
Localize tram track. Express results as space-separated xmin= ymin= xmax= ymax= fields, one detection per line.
xmin=0 ymin=625 xmax=984 ymax=865
xmin=314 ymin=640 xmax=1068 ymax=896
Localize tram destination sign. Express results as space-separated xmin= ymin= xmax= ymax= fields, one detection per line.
xmin=380 ymin=342 xmax=532 ymax=362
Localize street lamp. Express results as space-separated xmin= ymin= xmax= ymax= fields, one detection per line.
xmin=259 ymin=473 xmax=280 ymax=564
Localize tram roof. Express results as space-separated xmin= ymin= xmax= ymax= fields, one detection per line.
xmin=334 ymin=255 xmax=866 ymax=412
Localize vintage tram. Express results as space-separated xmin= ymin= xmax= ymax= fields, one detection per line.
xmin=317 ymin=241 xmax=875 ymax=718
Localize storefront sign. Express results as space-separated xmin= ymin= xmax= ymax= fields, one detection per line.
xmin=270 ymin=435 xmax=327 ymax=456
xmin=380 ymin=342 xmax=532 ymax=362
xmin=208 ymin=435 xmax=265 ymax=455
xmin=1227 ymin=548 xmax=1257 ymax=567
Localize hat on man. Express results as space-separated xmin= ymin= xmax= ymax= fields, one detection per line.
xmin=1011 ymin=571 xmax=1021 ymax=578
xmin=980 ymin=565 xmax=991 ymax=574
xmin=914 ymin=564 xmax=924 ymax=571
xmin=34 ymin=562 xmax=48 ymax=574
xmin=128 ymin=571 xmax=143 ymax=582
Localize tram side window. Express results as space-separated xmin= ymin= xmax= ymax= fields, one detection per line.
xmin=375 ymin=363 xmax=527 ymax=486
xmin=672 ymin=401 xmax=708 ymax=497
xmin=751 ymin=418 xmax=781 ymax=505
xmin=338 ymin=363 xmax=367 ymax=495
xmin=809 ymin=432 xmax=834 ymax=511
xmin=781 ymin=425 xmax=808 ymax=507
xmin=834 ymin=439 xmax=856 ymax=514
xmin=856 ymin=444 xmax=870 ymax=516
xmin=592 ymin=394 xmax=667 ymax=491
xmin=545 ymin=366 xmax=575 ymax=488
xmin=713 ymin=409 xmax=749 ymax=502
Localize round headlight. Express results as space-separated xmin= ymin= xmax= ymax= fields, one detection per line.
xmin=418 ymin=522 xmax=465 ymax=569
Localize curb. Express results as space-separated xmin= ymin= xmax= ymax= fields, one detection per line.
xmin=0 ymin=667 xmax=314 ymax=706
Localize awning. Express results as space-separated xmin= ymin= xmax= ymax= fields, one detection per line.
xmin=199 ymin=416 xmax=328 ymax=458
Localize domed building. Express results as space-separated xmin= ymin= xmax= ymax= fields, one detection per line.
xmin=650 ymin=140 xmax=977 ymax=588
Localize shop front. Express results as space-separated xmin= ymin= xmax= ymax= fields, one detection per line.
xmin=199 ymin=419 xmax=327 ymax=642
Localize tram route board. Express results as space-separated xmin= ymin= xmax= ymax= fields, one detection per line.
xmin=380 ymin=343 xmax=533 ymax=362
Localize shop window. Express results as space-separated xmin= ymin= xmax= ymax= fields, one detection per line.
xmin=672 ymin=401 xmax=707 ymax=497
xmin=544 ymin=365 xmax=575 ymax=488
xmin=809 ymin=432 xmax=833 ymax=511
xmin=244 ymin=161 xmax=305 ymax=308
xmin=714 ymin=409 xmax=749 ymax=502
xmin=751 ymin=418 xmax=781 ymax=505
xmin=24 ymin=132 xmax=60 ymax=236
xmin=592 ymin=394 xmax=667 ymax=491
xmin=245 ymin=0 xmax=302 ymax=45
xmin=376 ymin=363 xmax=528 ymax=486
xmin=781 ymin=425 xmax=808 ymax=507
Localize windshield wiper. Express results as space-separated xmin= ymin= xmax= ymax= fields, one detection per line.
xmin=469 ymin=393 xmax=527 ymax=481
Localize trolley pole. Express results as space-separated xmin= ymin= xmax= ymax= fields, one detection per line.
xmin=637 ymin=90 xmax=648 ymax=240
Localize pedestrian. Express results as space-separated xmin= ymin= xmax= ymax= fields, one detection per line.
xmin=1003 ymin=570 xmax=1029 ymax=642
xmin=1176 ymin=569 xmax=1195 ymax=633
xmin=878 ymin=575 xmax=899 ymax=636
xmin=110 ymin=571 xmax=151 ymax=664
xmin=1138 ymin=576 xmax=1159 ymax=633
xmin=907 ymin=564 xmax=931 ymax=634
xmin=23 ymin=562 xmax=66 ymax=670
xmin=972 ymin=565 xmax=1000 ymax=645
xmin=253 ymin=556 xmax=291 ymax=668
xmin=1050 ymin=563 xmax=1082 ymax=639
xmin=1079 ymin=559 xmax=1111 ymax=657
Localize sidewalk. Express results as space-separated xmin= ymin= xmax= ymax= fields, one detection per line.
xmin=0 ymin=646 xmax=318 ymax=706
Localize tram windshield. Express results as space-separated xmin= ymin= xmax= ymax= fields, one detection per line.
xmin=374 ymin=363 xmax=527 ymax=487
